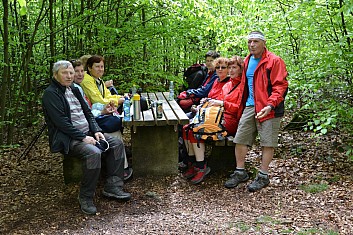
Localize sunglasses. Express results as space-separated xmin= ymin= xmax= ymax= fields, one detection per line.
xmin=215 ymin=66 xmax=228 ymax=70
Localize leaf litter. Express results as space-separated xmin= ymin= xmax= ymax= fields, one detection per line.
xmin=0 ymin=126 xmax=352 ymax=234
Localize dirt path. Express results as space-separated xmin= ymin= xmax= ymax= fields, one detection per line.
xmin=1 ymin=130 xmax=352 ymax=234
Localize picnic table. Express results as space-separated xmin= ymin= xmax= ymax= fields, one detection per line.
xmin=123 ymin=92 xmax=189 ymax=176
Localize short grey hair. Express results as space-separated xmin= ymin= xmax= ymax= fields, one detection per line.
xmin=52 ymin=60 xmax=72 ymax=74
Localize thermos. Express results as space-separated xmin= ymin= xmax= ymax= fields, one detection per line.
xmin=133 ymin=93 xmax=141 ymax=120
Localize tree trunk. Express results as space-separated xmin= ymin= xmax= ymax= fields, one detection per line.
xmin=0 ymin=0 xmax=10 ymax=145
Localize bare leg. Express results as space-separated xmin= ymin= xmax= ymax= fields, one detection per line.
xmin=235 ymin=144 xmax=248 ymax=168
xmin=185 ymin=140 xmax=195 ymax=156
xmin=260 ymin=146 xmax=274 ymax=172
xmin=192 ymin=143 xmax=205 ymax=162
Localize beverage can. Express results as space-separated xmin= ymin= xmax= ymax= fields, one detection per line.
xmin=156 ymin=101 xmax=163 ymax=119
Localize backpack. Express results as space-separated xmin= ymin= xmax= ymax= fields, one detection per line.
xmin=176 ymin=91 xmax=201 ymax=113
xmin=188 ymin=101 xmax=227 ymax=144
xmin=183 ymin=64 xmax=208 ymax=89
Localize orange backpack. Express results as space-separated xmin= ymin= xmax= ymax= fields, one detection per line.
xmin=190 ymin=101 xmax=227 ymax=142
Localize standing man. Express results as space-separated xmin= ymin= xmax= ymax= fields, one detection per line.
xmin=42 ymin=60 xmax=131 ymax=215
xmin=224 ymin=31 xmax=288 ymax=192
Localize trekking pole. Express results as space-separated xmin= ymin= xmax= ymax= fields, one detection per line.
xmin=17 ymin=123 xmax=47 ymax=163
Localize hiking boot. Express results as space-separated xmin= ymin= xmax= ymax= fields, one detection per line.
xmin=78 ymin=197 xmax=97 ymax=215
xmin=124 ymin=167 xmax=133 ymax=181
xmin=182 ymin=163 xmax=197 ymax=179
xmin=224 ymin=170 xmax=250 ymax=188
xmin=190 ymin=166 xmax=211 ymax=184
xmin=247 ymin=174 xmax=270 ymax=192
xmin=103 ymin=187 xmax=131 ymax=201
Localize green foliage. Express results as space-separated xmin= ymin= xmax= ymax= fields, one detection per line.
xmin=298 ymin=228 xmax=339 ymax=235
xmin=300 ymin=183 xmax=329 ymax=194
xmin=232 ymin=221 xmax=250 ymax=232
xmin=1 ymin=0 xmax=353 ymax=148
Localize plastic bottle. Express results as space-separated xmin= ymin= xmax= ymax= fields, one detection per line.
xmin=123 ymin=97 xmax=131 ymax=121
xmin=168 ymin=81 xmax=174 ymax=101
xmin=133 ymin=93 xmax=141 ymax=120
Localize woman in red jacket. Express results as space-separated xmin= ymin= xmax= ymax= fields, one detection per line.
xmin=182 ymin=56 xmax=244 ymax=184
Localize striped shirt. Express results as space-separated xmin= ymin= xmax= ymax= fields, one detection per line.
xmin=65 ymin=87 xmax=90 ymax=134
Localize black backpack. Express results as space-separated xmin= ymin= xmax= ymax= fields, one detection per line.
xmin=183 ymin=64 xmax=208 ymax=90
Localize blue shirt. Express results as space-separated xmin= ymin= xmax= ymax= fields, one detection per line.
xmin=245 ymin=56 xmax=261 ymax=106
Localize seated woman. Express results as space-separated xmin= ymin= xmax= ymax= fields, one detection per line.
xmin=182 ymin=56 xmax=245 ymax=184
xmin=80 ymin=54 xmax=119 ymax=96
xmin=80 ymin=55 xmax=125 ymax=107
xmin=71 ymin=60 xmax=132 ymax=180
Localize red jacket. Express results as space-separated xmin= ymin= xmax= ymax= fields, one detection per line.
xmin=217 ymin=76 xmax=243 ymax=135
xmin=241 ymin=48 xmax=288 ymax=122
xmin=207 ymin=76 xmax=230 ymax=99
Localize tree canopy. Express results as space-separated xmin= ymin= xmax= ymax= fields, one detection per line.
xmin=1 ymin=0 xmax=352 ymax=158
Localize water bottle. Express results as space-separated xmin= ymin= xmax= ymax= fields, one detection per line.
xmin=133 ymin=93 xmax=141 ymax=120
xmin=169 ymin=81 xmax=174 ymax=101
xmin=123 ymin=97 xmax=131 ymax=121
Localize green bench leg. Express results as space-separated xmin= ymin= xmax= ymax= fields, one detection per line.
xmin=63 ymin=155 xmax=82 ymax=184
xmin=207 ymin=145 xmax=235 ymax=173
xmin=131 ymin=125 xmax=178 ymax=176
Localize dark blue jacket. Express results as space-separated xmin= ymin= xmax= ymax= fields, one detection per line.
xmin=187 ymin=71 xmax=219 ymax=98
xmin=42 ymin=79 xmax=101 ymax=154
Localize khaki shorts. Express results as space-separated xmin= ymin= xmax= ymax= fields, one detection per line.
xmin=233 ymin=106 xmax=281 ymax=147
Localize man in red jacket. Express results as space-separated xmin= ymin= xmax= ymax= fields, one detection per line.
xmin=224 ymin=31 xmax=288 ymax=192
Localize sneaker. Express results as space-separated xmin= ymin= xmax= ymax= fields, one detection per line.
xmin=124 ymin=167 xmax=133 ymax=181
xmin=224 ymin=170 xmax=250 ymax=188
xmin=190 ymin=166 xmax=211 ymax=184
xmin=247 ymin=174 xmax=270 ymax=192
xmin=182 ymin=163 xmax=196 ymax=179
xmin=102 ymin=187 xmax=131 ymax=201
xmin=78 ymin=197 xmax=97 ymax=215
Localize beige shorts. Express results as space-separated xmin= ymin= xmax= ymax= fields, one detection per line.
xmin=233 ymin=106 xmax=281 ymax=147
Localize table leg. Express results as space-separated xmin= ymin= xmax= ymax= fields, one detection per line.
xmin=131 ymin=125 xmax=178 ymax=176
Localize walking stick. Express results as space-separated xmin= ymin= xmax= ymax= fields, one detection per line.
xmin=17 ymin=123 xmax=47 ymax=163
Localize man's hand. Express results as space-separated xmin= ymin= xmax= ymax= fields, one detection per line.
xmin=94 ymin=132 xmax=105 ymax=141
xmin=105 ymin=80 xmax=114 ymax=87
xmin=255 ymin=105 xmax=272 ymax=119
xmin=82 ymin=136 xmax=97 ymax=145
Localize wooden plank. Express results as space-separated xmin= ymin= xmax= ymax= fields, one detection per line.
xmin=163 ymin=92 xmax=189 ymax=125
xmin=127 ymin=93 xmax=154 ymax=127
xmin=140 ymin=108 xmax=155 ymax=126
xmin=226 ymin=136 xmax=236 ymax=146
xmin=152 ymin=92 xmax=168 ymax=126
xmin=155 ymin=92 xmax=178 ymax=125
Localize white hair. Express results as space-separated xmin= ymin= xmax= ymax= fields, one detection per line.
xmin=52 ymin=60 xmax=72 ymax=74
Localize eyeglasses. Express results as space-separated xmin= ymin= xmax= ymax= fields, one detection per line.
xmin=215 ymin=66 xmax=228 ymax=70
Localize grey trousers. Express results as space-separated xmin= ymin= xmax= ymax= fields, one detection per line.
xmin=67 ymin=133 xmax=125 ymax=200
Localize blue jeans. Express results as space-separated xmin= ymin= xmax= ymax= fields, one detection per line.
xmin=67 ymin=133 xmax=125 ymax=200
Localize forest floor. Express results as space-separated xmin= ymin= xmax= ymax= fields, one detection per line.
xmin=1 ymin=117 xmax=353 ymax=235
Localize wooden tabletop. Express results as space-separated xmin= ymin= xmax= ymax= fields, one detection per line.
xmin=123 ymin=92 xmax=189 ymax=128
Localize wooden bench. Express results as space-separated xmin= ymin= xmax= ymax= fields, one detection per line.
xmin=123 ymin=92 xmax=189 ymax=176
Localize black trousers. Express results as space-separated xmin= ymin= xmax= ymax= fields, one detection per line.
xmin=67 ymin=134 xmax=125 ymax=199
